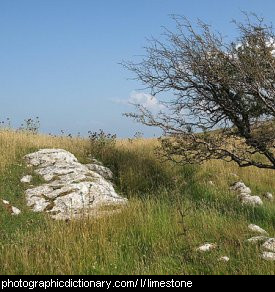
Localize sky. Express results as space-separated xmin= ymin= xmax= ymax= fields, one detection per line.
xmin=0 ymin=0 xmax=274 ymax=137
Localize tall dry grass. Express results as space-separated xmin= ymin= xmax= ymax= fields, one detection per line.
xmin=0 ymin=130 xmax=89 ymax=171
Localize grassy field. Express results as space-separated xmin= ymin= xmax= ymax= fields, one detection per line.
xmin=0 ymin=130 xmax=274 ymax=275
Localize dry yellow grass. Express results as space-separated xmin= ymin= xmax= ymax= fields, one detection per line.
xmin=197 ymin=159 xmax=275 ymax=195
xmin=0 ymin=130 xmax=89 ymax=171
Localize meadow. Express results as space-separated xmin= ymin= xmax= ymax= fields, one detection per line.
xmin=0 ymin=129 xmax=274 ymax=275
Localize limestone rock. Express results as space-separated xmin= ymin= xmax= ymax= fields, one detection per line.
xmin=263 ymin=192 xmax=273 ymax=201
xmin=248 ymin=224 xmax=268 ymax=235
xmin=21 ymin=175 xmax=33 ymax=183
xmin=11 ymin=206 xmax=21 ymax=215
xmin=230 ymin=181 xmax=251 ymax=194
xmin=25 ymin=148 xmax=78 ymax=167
xmin=85 ymin=164 xmax=113 ymax=180
xmin=218 ymin=256 xmax=229 ymax=262
xmin=23 ymin=149 xmax=127 ymax=220
xmin=230 ymin=182 xmax=263 ymax=206
xmin=261 ymin=251 xmax=275 ymax=261
xmin=2 ymin=199 xmax=21 ymax=215
xmin=196 ymin=243 xmax=216 ymax=252
xmin=262 ymin=238 xmax=275 ymax=252
xmin=246 ymin=236 xmax=269 ymax=244
xmin=238 ymin=194 xmax=263 ymax=206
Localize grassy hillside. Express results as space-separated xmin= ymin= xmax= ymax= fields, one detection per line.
xmin=0 ymin=130 xmax=274 ymax=275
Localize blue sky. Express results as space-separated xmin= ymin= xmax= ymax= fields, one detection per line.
xmin=0 ymin=0 xmax=274 ymax=137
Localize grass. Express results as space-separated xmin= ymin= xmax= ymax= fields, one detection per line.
xmin=0 ymin=129 xmax=274 ymax=274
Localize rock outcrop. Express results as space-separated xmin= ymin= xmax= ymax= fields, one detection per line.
xmin=23 ymin=149 xmax=127 ymax=220
xmin=230 ymin=181 xmax=263 ymax=206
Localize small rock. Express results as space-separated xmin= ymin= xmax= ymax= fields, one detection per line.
xmin=21 ymin=175 xmax=33 ymax=183
xmin=239 ymin=194 xmax=263 ymax=206
xmin=246 ymin=236 xmax=269 ymax=244
xmin=263 ymin=192 xmax=273 ymax=201
xmin=218 ymin=256 xmax=230 ymax=262
xmin=2 ymin=200 xmax=21 ymax=215
xmin=11 ymin=206 xmax=21 ymax=215
xmin=248 ymin=224 xmax=268 ymax=235
xmin=230 ymin=181 xmax=251 ymax=194
xmin=208 ymin=181 xmax=214 ymax=186
xmin=262 ymin=238 xmax=275 ymax=252
xmin=261 ymin=251 xmax=275 ymax=261
xmin=196 ymin=243 xmax=216 ymax=252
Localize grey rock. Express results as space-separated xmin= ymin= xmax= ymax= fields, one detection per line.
xmin=230 ymin=182 xmax=263 ymax=206
xmin=218 ymin=256 xmax=230 ymax=262
xmin=246 ymin=236 xmax=269 ymax=244
xmin=11 ymin=206 xmax=21 ymax=215
xmin=196 ymin=243 xmax=216 ymax=252
xmin=2 ymin=199 xmax=21 ymax=215
xmin=85 ymin=164 xmax=113 ymax=180
xmin=20 ymin=175 xmax=33 ymax=183
xmin=261 ymin=251 xmax=275 ymax=261
xmin=262 ymin=238 xmax=275 ymax=252
xmin=230 ymin=181 xmax=251 ymax=194
xmin=238 ymin=194 xmax=263 ymax=206
xmin=248 ymin=224 xmax=268 ymax=235
xmin=23 ymin=149 xmax=127 ymax=220
xmin=263 ymin=192 xmax=273 ymax=201
xmin=25 ymin=148 xmax=78 ymax=167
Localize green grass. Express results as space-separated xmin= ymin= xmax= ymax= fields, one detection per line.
xmin=0 ymin=131 xmax=274 ymax=274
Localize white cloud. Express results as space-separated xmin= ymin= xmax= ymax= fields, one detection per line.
xmin=113 ymin=91 xmax=165 ymax=112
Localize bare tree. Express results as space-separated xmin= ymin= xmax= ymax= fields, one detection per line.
xmin=123 ymin=14 xmax=275 ymax=169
